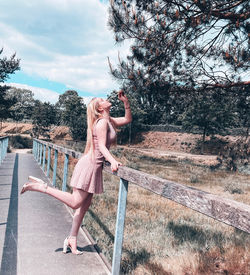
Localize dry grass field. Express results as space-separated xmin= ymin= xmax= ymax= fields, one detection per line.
xmin=49 ymin=146 xmax=250 ymax=275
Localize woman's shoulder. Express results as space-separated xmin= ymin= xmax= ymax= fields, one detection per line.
xmin=95 ymin=118 xmax=110 ymax=131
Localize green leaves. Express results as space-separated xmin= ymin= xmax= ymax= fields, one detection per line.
xmin=56 ymin=90 xmax=87 ymax=141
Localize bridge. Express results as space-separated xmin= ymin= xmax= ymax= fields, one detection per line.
xmin=0 ymin=136 xmax=250 ymax=275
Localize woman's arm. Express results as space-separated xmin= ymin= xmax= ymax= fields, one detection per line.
xmin=95 ymin=119 xmax=122 ymax=172
xmin=111 ymin=90 xmax=132 ymax=127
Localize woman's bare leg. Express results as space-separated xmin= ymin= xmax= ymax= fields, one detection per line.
xmin=23 ymin=183 xmax=89 ymax=210
xmin=67 ymin=193 xmax=93 ymax=253
xmin=69 ymin=193 xmax=93 ymax=237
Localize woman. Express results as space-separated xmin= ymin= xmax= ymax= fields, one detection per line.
xmin=20 ymin=90 xmax=132 ymax=255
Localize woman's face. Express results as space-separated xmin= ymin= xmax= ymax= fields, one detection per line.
xmin=98 ymin=98 xmax=112 ymax=110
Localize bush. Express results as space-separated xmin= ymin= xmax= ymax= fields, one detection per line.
xmin=9 ymin=135 xmax=32 ymax=149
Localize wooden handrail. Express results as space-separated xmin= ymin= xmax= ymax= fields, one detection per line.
xmin=104 ymin=163 xmax=250 ymax=234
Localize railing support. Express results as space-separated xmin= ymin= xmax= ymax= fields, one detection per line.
xmin=62 ymin=154 xmax=69 ymax=191
xmin=53 ymin=149 xmax=58 ymax=187
xmin=0 ymin=136 xmax=8 ymax=164
xmin=47 ymin=146 xmax=51 ymax=177
xmin=39 ymin=143 xmax=42 ymax=164
xmin=42 ymin=144 xmax=46 ymax=171
xmin=112 ymin=178 xmax=128 ymax=275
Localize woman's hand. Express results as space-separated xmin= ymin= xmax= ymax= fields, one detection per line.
xmin=118 ymin=90 xmax=128 ymax=103
xmin=111 ymin=159 xmax=122 ymax=172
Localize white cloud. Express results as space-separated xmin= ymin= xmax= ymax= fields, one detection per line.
xmin=0 ymin=0 xmax=131 ymax=96
xmin=1 ymin=82 xmax=94 ymax=105
xmin=2 ymin=83 xmax=60 ymax=103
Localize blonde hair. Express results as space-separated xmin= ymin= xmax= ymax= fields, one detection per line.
xmin=84 ymin=97 xmax=103 ymax=157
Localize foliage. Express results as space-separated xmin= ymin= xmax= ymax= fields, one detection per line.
xmin=108 ymin=1 xmax=250 ymax=145
xmin=0 ymin=49 xmax=20 ymax=126
xmin=56 ymin=90 xmax=87 ymax=141
xmin=0 ymin=49 xmax=20 ymax=83
xmin=108 ymin=0 xmax=249 ymax=89
xmin=32 ymin=100 xmax=57 ymax=138
xmin=9 ymin=135 xmax=32 ymax=149
xmin=180 ymin=88 xmax=237 ymax=143
xmin=0 ymin=85 xmax=17 ymax=126
xmin=6 ymin=87 xmax=35 ymax=122
xmin=234 ymin=85 xmax=250 ymax=137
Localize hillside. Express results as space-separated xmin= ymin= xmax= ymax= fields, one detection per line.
xmin=1 ymin=122 xmax=248 ymax=170
xmin=0 ymin=122 xmax=72 ymax=141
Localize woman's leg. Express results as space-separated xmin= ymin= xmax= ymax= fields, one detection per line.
xmin=69 ymin=193 xmax=93 ymax=237
xmin=67 ymin=193 xmax=93 ymax=253
xmin=24 ymin=183 xmax=89 ymax=210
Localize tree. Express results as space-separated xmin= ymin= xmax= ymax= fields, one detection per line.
xmin=0 ymin=85 xmax=17 ymax=129
xmin=109 ymin=0 xmax=249 ymax=90
xmin=180 ymin=88 xmax=237 ymax=152
xmin=0 ymin=49 xmax=20 ymax=83
xmin=6 ymin=88 xmax=35 ymax=126
xmin=32 ymin=100 xmax=57 ymax=139
xmin=56 ymin=90 xmax=87 ymax=141
xmin=0 ymin=49 xmax=20 ymax=129
xmin=235 ymin=85 xmax=250 ymax=138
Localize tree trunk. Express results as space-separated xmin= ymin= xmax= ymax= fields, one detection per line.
xmin=201 ymin=127 xmax=206 ymax=154
xmin=128 ymin=123 xmax=132 ymax=146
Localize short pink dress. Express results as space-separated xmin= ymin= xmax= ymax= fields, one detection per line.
xmin=70 ymin=118 xmax=116 ymax=194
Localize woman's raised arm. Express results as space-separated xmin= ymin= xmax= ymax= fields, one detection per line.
xmin=111 ymin=90 xmax=132 ymax=127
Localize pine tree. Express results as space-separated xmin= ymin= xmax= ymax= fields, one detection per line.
xmin=108 ymin=0 xmax=249 ymax=89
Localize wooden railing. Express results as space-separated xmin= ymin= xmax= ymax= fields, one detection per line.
xmin=32 ymin=138 xmax=250 ymax=275
xmin=0 ymin=136 xmax=9 ymax=165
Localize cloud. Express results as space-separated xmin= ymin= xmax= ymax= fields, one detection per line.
xmin=1 ymin=82 xmax=94 ymax=104
xmin=2 ymin=83 xmax=60 ymax=103
xmin=0 ymin=0 xmax=130 ymax=96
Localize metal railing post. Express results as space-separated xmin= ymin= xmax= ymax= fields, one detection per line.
xmin=34 ymin=140 xmax=37 ymax=160
xmin=32 ymin=140 xmax=35 ymax=155
xmin=36 ymin=141 xmax=39 ymax=161
xmin=47 ymin=146 xmax=51 ymax=177
xmin=112 ymin=178 xmax=129 ymax=275
xmin=0 ymin=139 xmax=2 ymax=163
xmin=42 ymin=144 xmax=46 ymax=171
xmin=0 ymin=137 xmax=9 ymax=164
xmin=39 ymin=143 xmax=43 ymax=165
xmin=52 ymin=149 xmax=58 ymax=187
xmin=4 ymin=138 xmax=7 ymax=158
xmin=62 ymin=154 xmax=69 ymax=191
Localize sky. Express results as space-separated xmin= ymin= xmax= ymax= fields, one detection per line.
xmin=0 ymin=0 xmax=130 ymax=104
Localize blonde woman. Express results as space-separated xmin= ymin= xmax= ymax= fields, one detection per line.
xmin=20 ymin=91 xmax=132 ymax=255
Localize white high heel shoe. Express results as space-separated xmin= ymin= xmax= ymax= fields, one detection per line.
xmin=28 ymin=176 xmax=45 ymax=184
xmin=20 ymin=176 xmax=48 ymax=195
xmin=63 ymin=236 xmax=83 ymax=255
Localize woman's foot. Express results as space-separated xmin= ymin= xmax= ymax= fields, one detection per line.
xmin=20 ymin=180 xmax=48 ymax=195
xmin=63 ymin=236 xmax=83 ymax=255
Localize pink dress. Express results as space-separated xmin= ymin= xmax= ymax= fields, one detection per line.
xmin=70 ymin=119 xmax=116 ymax=194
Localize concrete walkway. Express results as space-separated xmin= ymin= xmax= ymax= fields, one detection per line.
xmin=0 ymin=153 xmax=111 ymax=275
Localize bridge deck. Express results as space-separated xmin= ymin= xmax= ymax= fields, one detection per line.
xmin=0 ymin=153 xmax=110 ymax=275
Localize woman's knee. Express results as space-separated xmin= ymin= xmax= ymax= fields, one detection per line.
xmin=71 ymin=200 xmax=82 ymax=209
